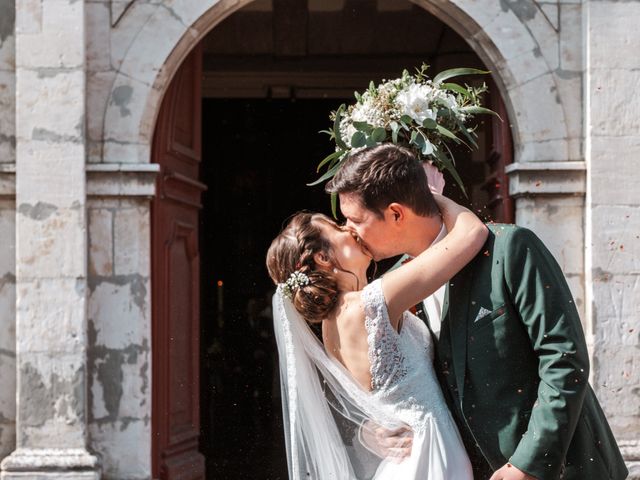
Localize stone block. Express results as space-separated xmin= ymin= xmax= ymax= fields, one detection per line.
xmin=16 ymin=141 xmax=85 ymax=206
xmin=589 ymin=205 xmax=640 ymax=275
xmin=16 ymin=278 xmax=86 ymax=354
xmin=88 ymin=278 xmax=150 ymax=351
xmin=88 ymin=208 xmax=113 ymax=277
xmin=108 ymin=2 xmax=160 ymax=72
xmin=514 ymin=195 xmax=585 ymax=274
xmin=479 ymin=7 xmax=538 ymax=62
xmin=516 ymin=138 xmax=575 ymax=163
xmin=103 ymin=77 xmax=150 ymax=148
xmin=114 ymin=204 xmax=150 ymax=276
xmin=590 ymin=274 xmax=640 ymax=347
xmin=589 ymin=68 xmax=640 ymax=138
xmin=86 ymin=70 xmax=116 ymax=148
xmin=0 ymin=200 xmax=16 ymax=275
xmin=589 ymin=2 xmax=640 ymax=70
xmin=508 ymin=73 xmax=569 ymax=147
xmin=15 ymin=1 xmax=83 ymax=69
xmin=16 ymin=206 xmax=86 ymax=279
xmin=591 ymin=345 xmax=639 ymax=439
xmin=85 ymin=2 xmax=111 ymax=73
xmin=0 ymin=70 xmax=16 ymax=164
xmin=0 ymin=32 xmax=14 ymax=72
xmin=14 ymin=0 xmax=42 ymax=36
xmin=495 ymin=49 xmax=550 ymax=91
xmin=590 ymin=136 xmax=640 ymax=205
xmin=16 ymin=353 xmax=89 ymax=448
xmin=552 ymin=74 xmax=582 ymax=146
xmin=89 ymin=420 xmax=151 ymax=479
xmin=559 ymin=3 xmax=582 ymax=73
xmin=15 ymin=70 xmax=84 ymax=142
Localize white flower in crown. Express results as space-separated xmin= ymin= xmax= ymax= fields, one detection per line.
xmin=279 ymin=271 xmax=310 ymax=300
xmin=395 ymin=83 xmax=437 ymax=125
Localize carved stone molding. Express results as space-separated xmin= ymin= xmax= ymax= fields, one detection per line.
xmin=506 ymin=161 xmax=586 ymax=197
xmin=0 ymin=163 xmax=15 ymax=198
xmin=87 ymin=163 xmax=160 ymax=197
xmin=0 ymin=448 xmax=99 ymax=477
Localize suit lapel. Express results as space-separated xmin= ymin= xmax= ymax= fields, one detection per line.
xmin=447 ymin=266 xmax=475 ymax=401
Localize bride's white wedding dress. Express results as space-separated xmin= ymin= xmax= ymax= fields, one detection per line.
xmin=362 ymin=279 xmax=473 ymax=479
xmin=273 ymin=278 xmax=473 ymax=479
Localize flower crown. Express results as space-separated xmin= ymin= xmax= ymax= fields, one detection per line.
xmin=310 ymin=64 xmax=498 ymax=216
xmin=278 ymin=271 xmax=310 ymax=300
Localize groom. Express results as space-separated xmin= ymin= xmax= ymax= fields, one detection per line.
xmin=326 ymin=143 xmax=628 ymax=480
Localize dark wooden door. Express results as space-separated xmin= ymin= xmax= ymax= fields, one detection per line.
xmin=481 ymin=81 xmax=514 ymax=223
xmin=152 ymin=45 xmax=206 ymax=480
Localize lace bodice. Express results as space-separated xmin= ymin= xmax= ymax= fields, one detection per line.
xmin=362 ymin=279 xmax=453 ymax=433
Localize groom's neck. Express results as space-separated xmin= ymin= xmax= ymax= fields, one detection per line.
xmin=405 ymin=214 xmax=443 ymax=258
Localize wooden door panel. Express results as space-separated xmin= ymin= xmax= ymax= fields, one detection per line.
xmin=152 ymin=44 xmax=205 ymax=480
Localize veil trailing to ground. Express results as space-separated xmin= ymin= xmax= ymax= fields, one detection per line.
xmin=272 ymin=289 xmax=408 ymax=480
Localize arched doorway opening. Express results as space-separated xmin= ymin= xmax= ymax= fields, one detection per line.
xmin=151 ymin=1 xmax=513 ymax=478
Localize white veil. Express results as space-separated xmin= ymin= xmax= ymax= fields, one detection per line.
xmin=272 ymin=288 xmax=407 ymax=480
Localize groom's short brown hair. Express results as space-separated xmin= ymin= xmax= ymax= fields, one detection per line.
xmin=325 ymin=143 xmax=439 ymax=219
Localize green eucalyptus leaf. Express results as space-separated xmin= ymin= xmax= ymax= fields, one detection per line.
xmin=316 ymin=149 xmax=345 ymax=172
xmin=400 ymin=114 xmax=414 ymax=125
xmin=371 ymin=127 xmax=387 ymax=143
xmin=460 ymin=105 xmax=502 ymax=121
xmin=333 ymin=104 xmax=348 ymax=150
xmin=433 ymin=68 xmax=490 ymax=85
xmin=351 ymin=131 xmax=367 ymax=148
xmin=307 ymin=162 xmax=341 ymax=187
xmin=435 ymin=125 xmax=462 ymax=144
xmin=441 ymin=82 xmax=471 ymax=97
xmin=331 ymin=192 xmax=338 ymax=219
xmin=422 ymin=118 xmax=438 ymax=129
xmin=391 ymin=125 xmax=399 ymax=144
xmin=455 ymin=121 xmax=479 ymax=149
xmin=353 ymin=121 xmax=373 ymax=133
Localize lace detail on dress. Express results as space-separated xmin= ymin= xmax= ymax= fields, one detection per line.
xmin=362 ymin=279 xmax=408 ymax=391
xmin=361 ymin=279 xmax=455 ymax=436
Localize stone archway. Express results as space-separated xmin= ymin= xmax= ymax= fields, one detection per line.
xmin=98 ymin=0 xmax=576 ymax=167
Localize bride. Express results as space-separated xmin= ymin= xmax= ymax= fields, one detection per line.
xmin=266 ymin=193 xmax=487 ymax=479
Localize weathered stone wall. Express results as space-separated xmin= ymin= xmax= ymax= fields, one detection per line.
xmin=585 ymin=1 xmax=640 ymax=476
xmin=1 ymin=0 xmax=98 ymax=476
xmin=0 ymin=0 xmax=15 ymax=465
xmin=87 ymin=197 xmax=152 ymax=480
xmin=0 ymin=199 xmax=15 ymax=463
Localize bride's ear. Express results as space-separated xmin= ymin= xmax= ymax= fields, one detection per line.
xmin=313 ymin=252 xmax=332 ymax=270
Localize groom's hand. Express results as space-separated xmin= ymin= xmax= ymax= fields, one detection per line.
xmin=359 ymin=421 xmax=413 ymax=463
xmin=489 ymin=463 xmax=538 ymax=480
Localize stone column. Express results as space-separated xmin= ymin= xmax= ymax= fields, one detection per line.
xmin=585 ymin=2 xmax=640 ymax=477
xmin=0 ymin=0 xmax=99 ymax=477
xmin=506 ymin=162 xmax=587 ymax=321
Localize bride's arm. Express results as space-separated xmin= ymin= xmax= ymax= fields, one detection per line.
xmin=381 ymin=195 xmax=488 ymax=322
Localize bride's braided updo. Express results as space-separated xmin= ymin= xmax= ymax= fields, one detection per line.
xmin=266 ymin=212 xmax=341 ymax=323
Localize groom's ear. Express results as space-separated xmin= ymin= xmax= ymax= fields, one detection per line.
xmin=387 ymin=203 xmax=405 ymax=224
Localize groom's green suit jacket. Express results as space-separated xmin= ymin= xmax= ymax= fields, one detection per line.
xmin=430 ymin=224 xmax=627 ymax=480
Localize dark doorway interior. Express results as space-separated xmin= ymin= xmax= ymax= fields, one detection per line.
xmin=199 ymin=98 xmax=345 ymax=479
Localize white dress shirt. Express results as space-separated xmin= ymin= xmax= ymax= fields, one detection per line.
xmin=422 ymin=224 xmax=447 ymax=339
xmin=386 ymin=223 xmax=448 ymax=338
